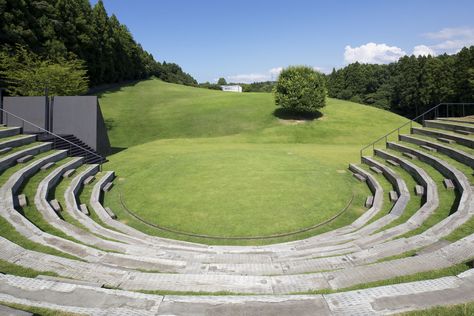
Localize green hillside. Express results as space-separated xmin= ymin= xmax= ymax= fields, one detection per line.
xmin=99 ymin=79 xmax=411 ymax=244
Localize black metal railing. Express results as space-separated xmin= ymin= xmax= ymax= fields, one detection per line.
xmin=360 ymin=103 xmax=474 ymax=159
xmin=0 ymin=107 xmax=105 ymax=168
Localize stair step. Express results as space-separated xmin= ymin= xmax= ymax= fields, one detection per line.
xmin=49 ymin=199 xmax=62 ymax=213
xmin=443 ymin=179 xmax=455 ymax=190
xmin=17 ymin=194 xmax=27 ymax=207
xmin=36 ymin=275 xmax=104 ymax=288
xmin=437 ymin=137 xmax=455 ymax=144
xmin=389 ymin=190 xmax=399 ymax=202
xmin=454 ymin=129 xmax=471 ymax=135
xmin=0 ymin=147 xmax=12 ymax=155
xmin=386 ymin=159 xmax=400 ymax=166
xmin=41 ymin=162 xmax=56 ymax=170
xmin=63 ymin=169 xmax=76 ymax=178
xmin=17 ymin=155 xmax=33 ymax=163
xmin=420 ymin=145 xmax=437 ymax=152
xmin=415 ymin=185 xmax=425 ymax=196
xmin=402 ymin=152 xmax=417 ymax=159
xmin=103 ymin=182 xmax=114 ymax=192
xmin=105 ymin=207 xmax=117 ymax=219
xmin=352 ymin=173 xmax=366 ymax=182
xmin=369 ymin=166 xmax=383 ymax=174
xmin=83 ymin=176 xmax=95 ymax=185
xmin=365 ymin=195 xmax=374 ymax=208
xmin=79 ymin=204 xmax=89 ymax=215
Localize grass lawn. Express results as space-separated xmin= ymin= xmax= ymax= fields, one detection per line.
xmin=98 ymin=79 xmax=410 ymax=243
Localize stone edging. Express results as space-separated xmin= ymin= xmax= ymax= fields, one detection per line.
xmin=117 ymin=188 xmax=354 ymax=240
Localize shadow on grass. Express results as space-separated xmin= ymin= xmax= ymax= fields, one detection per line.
xmin=89 ymin=78 xmax=153 ymax=97
xmin=108 ymin=147 xmax=127 ymax=156
xmin=273 ymin=108 xmax=323 ymax=121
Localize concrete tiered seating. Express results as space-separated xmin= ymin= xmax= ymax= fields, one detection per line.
xmin=0 ymin=117 xmax=474 ymax=314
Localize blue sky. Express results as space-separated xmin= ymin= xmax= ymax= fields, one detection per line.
xmin=92 ymin=0 xmax=474 ymax=83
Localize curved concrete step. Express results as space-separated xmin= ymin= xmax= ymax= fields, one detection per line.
xmin=424 ymin=119 xmax=474 ymax=133
xmin=400 ymin=134 xmax=474 ymax=168
xmin=412 ymin=127 xmax=474 ymax=148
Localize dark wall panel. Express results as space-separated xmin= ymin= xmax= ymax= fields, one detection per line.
xmin=3 ymin=97 xmax=47 ymax=133
xmin=52 ymin=96 xmax=97 ymax=150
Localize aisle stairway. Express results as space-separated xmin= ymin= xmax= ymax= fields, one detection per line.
xmin=0 ymin=116 xmax=473 ymax=315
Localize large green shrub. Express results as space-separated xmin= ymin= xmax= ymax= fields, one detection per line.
xmin=274 ymin=66 xmax=326 ymax=114
xmin=0 ymin=45 xmax=89 ymax=96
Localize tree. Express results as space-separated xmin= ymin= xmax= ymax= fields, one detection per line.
xmin=274 ymin=66 xmax=326 ymax=114
xmin=217 ymin=77 xmax=227 ymax=85
xmin=0 ymin=45 xmax=89 ymax=96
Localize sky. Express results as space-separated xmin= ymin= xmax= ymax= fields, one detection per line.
xmin=91 ymin=0 xmax=474 ymax=83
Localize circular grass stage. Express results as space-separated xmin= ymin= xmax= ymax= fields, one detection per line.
xmin=105 ymin=143 xmax=364 ymax=239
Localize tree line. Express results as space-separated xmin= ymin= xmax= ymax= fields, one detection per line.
xmin=0 ymin=0 xmax=196 ymax=95
xmin=326 ymin=46 xmax=474 ymax=117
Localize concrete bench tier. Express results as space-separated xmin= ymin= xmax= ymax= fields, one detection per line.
xmin=455 ymin=129 xmax=471 ymax=135
xmin=49 ymin=199 xmax=62 ymax=213
xmin=424 ymin=120 xmax=474 ymax=133
xmin=420 ymin=145 xmax=437 ymax=152
xmin=0 ymin=304 xmax=32 ymax=316
xmin=437 ymin=137 xmax=455 ymax=144
xmin=389 ymin=190 xmax=398 ymax=202
xmin=62 ymin=169 xmax=76 ymax=178
xmin=0 ymin=142 xmax=52 ymax=173
xmin=365 ymin=196 xmax=374 ymax=208
xmin=83 ymin=175 xmax=95 ymax=185
xmin=369 ymin=166 xmax=382 ymax=174
xmin=0 ymin=134 xmax=36 ymax=149
xmin=40 ymin=162 xmax=55 ymax=170
xmin=103 ymin=182 xmax=114 ymax=192
xmin=17 ymin=194 xmax=27 ymax=207
xmin=443 ymin=179 xmax=455 ymax=190
xmin=105 ymin=207 xmax=117 ymax=219
xmin=415 ymin=185 xmax=425 ymax=196
xmin=1 ymin=271 xmax=474 ymax=316
xmin=399 ymin=134 xmax=474 ymax=169
xmin=17 ymin=155 xmax=33 ymax=164
xmin=0 ymin=127 xmax=22 ymax=138
xmin=386 ymin=159 xmax=400 ymax=166
xmin=79 ymin=204 xmax=89 ymax=215
xmin=352 ymin=173 xmax=366 ymax=182
xmin=402 ymin=152 xmax=417 ymax=159
xmin=411 ymin=127 xmax=474 ymax=148
xmin=0 ymin=147 xmax=12 ymax=155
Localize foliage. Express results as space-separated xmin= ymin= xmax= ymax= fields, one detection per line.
xmin=0 ymin=45 xmax=89 ymax=95
xmin=217 ymin=77 xmax=227 ymax=85
xmin=242 ymin=81 xmax=275 ymax=92
xmin=274 ymin=66 xmax=326 ymax=114
xmin=0 ymin=0 xmax=196 ymax=88
xmin=326 ymin=46 xmax=474 ymax=117
xmin=198 ymin=81 xmax=222 ymax=90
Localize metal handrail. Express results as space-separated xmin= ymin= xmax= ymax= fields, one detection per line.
xmin=360 ymin=102 xmax=474 ymax=158
xmin=0 ymin=107 xmax=104 ymax=168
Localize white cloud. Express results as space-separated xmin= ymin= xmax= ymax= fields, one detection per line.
xmin=344 ymin=42 xmax=407 ymax=64
xmin=269 ymin=67 xmax=283 ymax=76
xmin=226 ymin=73 xmax=272 ymax=84
xmin=225 ymin=66 xmax=282 ymax=84
xmin=422 ymin=27 xmax=474 ymax=54
xmin=412 ymin=45 xmax=436 ymax=57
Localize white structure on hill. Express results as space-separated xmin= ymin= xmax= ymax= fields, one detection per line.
xmin=221 ymin=85 xmax=242 ymax=93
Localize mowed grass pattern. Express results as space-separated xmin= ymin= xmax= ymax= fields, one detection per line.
xmin=99 ymin=79 xmax=410 ymax=242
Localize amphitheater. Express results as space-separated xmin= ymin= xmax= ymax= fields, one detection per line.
xmin=0 ymin=105 xmax=473 ymax=315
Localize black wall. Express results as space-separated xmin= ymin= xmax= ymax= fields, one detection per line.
xmin=2 ymin=96 xmax=110 ymax=156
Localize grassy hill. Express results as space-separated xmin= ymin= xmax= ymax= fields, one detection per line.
xmin=98 ymin=79 xmax=411 ymax=244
